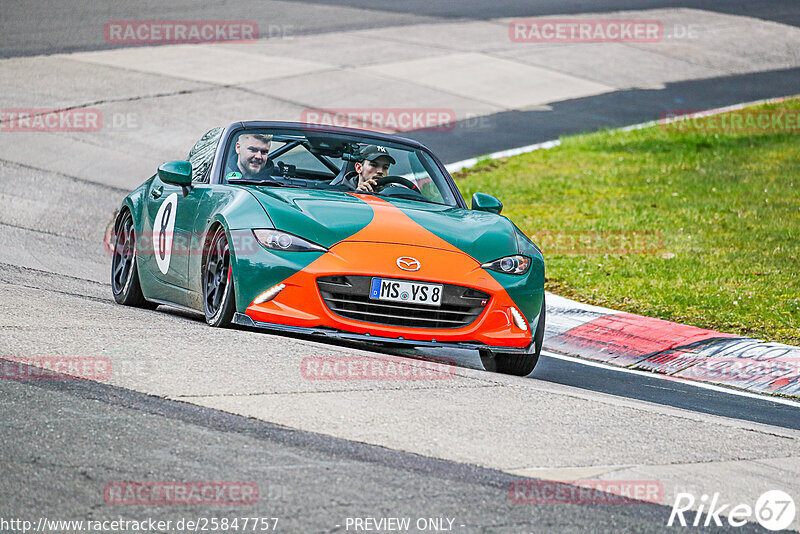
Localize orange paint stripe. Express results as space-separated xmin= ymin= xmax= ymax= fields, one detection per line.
xmin=245 ymin=194 xmax=532 ymax=345
xmin=342 ymin=194 xmax=466 ymax=252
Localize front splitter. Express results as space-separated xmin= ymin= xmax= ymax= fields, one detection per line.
xmin=233 ymin=312 xmax=534 ymax=354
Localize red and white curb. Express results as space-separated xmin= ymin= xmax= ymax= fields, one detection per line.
xmin=542 ymin=292 xmax=800 ymax=398
xmin=445 ymin=97 xmax=799 ymax=399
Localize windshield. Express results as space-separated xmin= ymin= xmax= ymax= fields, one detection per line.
xmin=222 ymin=128 xmax=460 ymax=207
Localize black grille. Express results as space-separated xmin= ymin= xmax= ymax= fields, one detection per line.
xmin=317 ymin=275 xmax=490 ymax=329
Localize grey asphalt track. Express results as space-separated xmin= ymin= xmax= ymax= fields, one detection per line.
xmin=406 ymin=67 xmax=800 ymax=162
xmin=296 ymin=0 xmax=800 ymax=27
xmin=0 ymin=374 xmax=714 ymax=534
xmin=2 ymin=0 xmax=799 ymax=58
xmin=532 ymin=352 xmax=800 ymax=431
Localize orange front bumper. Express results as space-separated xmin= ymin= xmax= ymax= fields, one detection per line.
xmin=244 ymin=242 xmax=532 ymax=348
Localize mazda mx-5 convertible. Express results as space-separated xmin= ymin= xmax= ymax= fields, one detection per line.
xmin=111 ymin=122 xmax=545 ymax=375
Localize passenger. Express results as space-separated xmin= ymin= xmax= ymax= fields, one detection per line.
xmin=341 ymin=145 xmax=396 ymax=192
xmin=225 ymin=133 xmax=275 ymax=180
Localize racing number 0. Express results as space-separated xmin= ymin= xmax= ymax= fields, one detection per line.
xmin=158 ymin=203 xmax=172 ymax=260
xmin=153 ymin=193 xmax=178 ymax=275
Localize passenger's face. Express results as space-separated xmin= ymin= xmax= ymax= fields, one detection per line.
xmin=356 ymin=157 xmax=392 ymax=185
xmin=236 ymin=136 xmax=270 ymax=175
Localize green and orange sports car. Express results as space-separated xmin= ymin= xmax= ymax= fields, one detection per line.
xmin=111 ymin=122 xmax=545 ymax=375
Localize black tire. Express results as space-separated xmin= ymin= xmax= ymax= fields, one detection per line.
xmin=111 ymin=209 xmax=154 ymax=308
xmin=481 ymin=296 xmax=546 ymax=376
xmin=202 ymin=225 xmax=236 ymax=327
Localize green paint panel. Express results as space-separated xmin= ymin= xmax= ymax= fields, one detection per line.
xmin=384 ymin=197 xmax=545 ymax=327
xmin=382 ymin=197 xmax=518 ymax=263
xmin=231 ymin=247 xmax=325 ymax=312
xmin=246 ymin=188 xmax=374 ymax=248
xmin=230 ymin=187 xmax=374 ymax=311
xmin=122 ymin=177 xmax=545 ymax=329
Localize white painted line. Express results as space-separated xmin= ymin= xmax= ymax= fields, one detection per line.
xmin=445 ymin=95 xmax=794 ymax=174
xmin=618 ymin=96 xmax=794 ymax=132
xmin=546 ymin=291 xmax=624 ymax=316
xmin=445 ymin=140 xmax=561 ymax=173
xmin=449 ymin=97 xmax=800 ymax=401
xmin=541 ymin=350 xmax=800 ymax=408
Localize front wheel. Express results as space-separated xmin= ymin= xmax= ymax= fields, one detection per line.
xmin=480 ymin=297 xmax=546 ymax=376
xmin=111 ymin=209 xmax=154 ymax=308
xmin=202 ymin=226 xmax=236 ymax=327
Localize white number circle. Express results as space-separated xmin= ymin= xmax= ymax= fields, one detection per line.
xmin=153 ymin=193 xmax=178 ymax=275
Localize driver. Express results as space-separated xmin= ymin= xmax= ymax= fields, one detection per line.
xmin=341 ymin=145 xmax=396 ymax=192
xmin=225 ymin=133 xmax=275 ymax=180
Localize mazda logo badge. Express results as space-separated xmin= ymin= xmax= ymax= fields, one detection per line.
xmin=396 ymin=257 xmax=421 ymax=271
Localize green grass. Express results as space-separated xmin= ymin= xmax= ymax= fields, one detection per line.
xmin=454 ymin=98 xmax=800 ymax=345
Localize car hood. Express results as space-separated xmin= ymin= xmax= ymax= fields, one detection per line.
xmin=247 ymin=187 xmax=519 ymax=263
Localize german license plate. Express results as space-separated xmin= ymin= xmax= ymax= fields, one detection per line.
xmin=369 ymin=278 xmax=442 ymax=307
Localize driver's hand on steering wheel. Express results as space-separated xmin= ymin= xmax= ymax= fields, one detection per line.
xmin=356 ymin=179 xmax=377 ymax=192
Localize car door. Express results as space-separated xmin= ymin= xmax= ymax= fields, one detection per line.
xmin=180 ymin=182 xmax=217 ymax=304
xmin=141 ymin=176 xmax=198 ymax=304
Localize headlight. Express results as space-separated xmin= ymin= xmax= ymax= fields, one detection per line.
xmin=252 ymin=229 xmax=327 ymax=252
xmin=481 ymin=255 xmax=531 ymax=275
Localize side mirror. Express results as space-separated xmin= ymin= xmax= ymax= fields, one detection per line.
xmin=471 ymin=192 xmax=503 ymax=214
xmin=158 ymin=161 xmax=192 ymax=187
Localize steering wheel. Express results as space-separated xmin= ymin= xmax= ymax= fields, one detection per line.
xmin=375 ymin=175 xmax=420 ymax=192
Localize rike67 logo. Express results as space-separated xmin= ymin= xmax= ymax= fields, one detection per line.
xmin=668 ymin=490 xmax=795 ymax=531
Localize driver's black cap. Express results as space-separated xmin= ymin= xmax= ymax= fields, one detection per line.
xmin=360 ymin=145 xmax=396 ymax=164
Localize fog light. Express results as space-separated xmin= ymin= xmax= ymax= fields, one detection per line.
xmin=253 ymin=283 xmax=285 ymax=304
xmin=509 ymin=307 xmax=528 ymax=331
